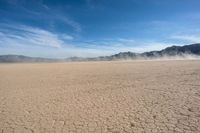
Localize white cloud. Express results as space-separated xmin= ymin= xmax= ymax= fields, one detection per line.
xmin=171 ymin=35 xmax=200 ymax=43
xmin=76 ymin=39 xmax=178 ymax=56
xmin=3 ymin=0 xmax=82 ymax=33
xmin=0 ymin=24 xmax=182 ymax=58
xmin=60 ymin=17 xmax=82 ymax=32
xmin=117 ymin=38 xmax=135 ymax=43
xmin=61 ymin=34 xmax=74 ymax=40
xmin=1 ymin=30 xmax=177 ymax=58
xmin=0 ymin=24 xmax=72 ymax=48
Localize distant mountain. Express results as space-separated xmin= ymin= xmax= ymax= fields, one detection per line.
xmin=142 ymin=43 xmax=200 ymax=57
xmin=99 ymin=43 xmax=200 ymax=60
xmin=0 ymin=43 xmax=200 ymax=62
xmin=0 ymin=55 xmax=60 ymax=63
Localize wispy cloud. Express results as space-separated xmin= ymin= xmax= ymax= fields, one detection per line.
xmin=61 ymin=34 xmax=74 ymax=40
xmin=171 ymin=35 xmax=200 ymax=44
xmin=0 ymin=24 xmax=74 ymax=48
xmin=76 ymin=38 xmax=178 ymax=54
xmin=0 ymin=25 xmax=177 ymax=58
xmin=56 ymin=15 xmax=82 ymax=32
xmin=1 ymin=0 xmax=82 ymax=33
xmin=0 ymin=23 xmax=182 ymax=58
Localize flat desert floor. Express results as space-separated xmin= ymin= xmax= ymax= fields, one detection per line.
xmin=0 ymin=60 xmax=200 ymax=133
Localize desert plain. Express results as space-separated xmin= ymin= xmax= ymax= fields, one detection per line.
xmin=0 ymin=60 xmax=200 ymax=133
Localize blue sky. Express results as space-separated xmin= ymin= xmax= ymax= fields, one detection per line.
xmin=1 ymin=0 xmax=200 ymax=58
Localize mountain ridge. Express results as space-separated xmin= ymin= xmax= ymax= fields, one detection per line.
xmin=0 ymin=43 xmax=200 ymax=62
xmin=90 ymin=43 xmax=200 ymax=61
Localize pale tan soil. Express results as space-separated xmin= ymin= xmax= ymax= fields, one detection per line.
xmin=0 ymin=60 xmax=200 ymax=133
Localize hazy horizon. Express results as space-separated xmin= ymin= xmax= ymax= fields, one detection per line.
xmin=1 ymin=0 xmax=200 ymax=58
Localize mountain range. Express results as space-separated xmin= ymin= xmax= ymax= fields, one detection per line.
xmin=0 ymin=43 xmax=200 ymax=62
xmin=0 ymin=55 xmax=60 ymax=63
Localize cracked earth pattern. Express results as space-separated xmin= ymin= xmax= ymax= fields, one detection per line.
xmin=0 ymin=60 xmax=200 ymax=133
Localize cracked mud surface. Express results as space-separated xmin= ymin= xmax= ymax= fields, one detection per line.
xmin=0 ymin=60 xmax=200 ymax=133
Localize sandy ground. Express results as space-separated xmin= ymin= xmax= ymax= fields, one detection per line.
xmin=0 ymin=60 xmax=200 ymax=133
